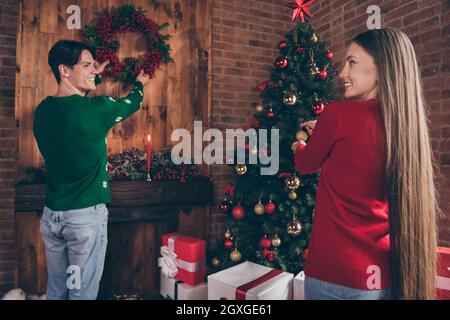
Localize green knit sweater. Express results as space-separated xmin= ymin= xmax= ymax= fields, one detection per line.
xmin=33 ymin=81 xmax=144 ymax=211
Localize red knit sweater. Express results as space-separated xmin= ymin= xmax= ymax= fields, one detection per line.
xmin=295 ymin=99 xmax=391 ymax=290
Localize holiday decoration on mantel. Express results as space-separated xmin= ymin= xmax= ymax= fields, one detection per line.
xmin=18 ymin=147 xmax=204 ymax=185
xmin=84 ymin=4 xmax=173 ymax=85
xmin=210 ymin=3 xmax=336 ymax=276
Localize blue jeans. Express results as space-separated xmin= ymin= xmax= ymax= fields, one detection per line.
xmin=305 ymin=276 xmax=393 ymax=300
xmin=40 ymin=203 xmax=108 ymax=300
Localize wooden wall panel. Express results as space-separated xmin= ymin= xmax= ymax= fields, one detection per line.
xmin=16 ymin=0 xmax=211 ymax=173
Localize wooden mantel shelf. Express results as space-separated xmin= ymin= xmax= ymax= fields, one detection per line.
xmin=15 ymin=177 xmax=214 ymax=222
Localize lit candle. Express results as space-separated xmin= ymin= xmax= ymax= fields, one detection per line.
xmin=147 ymin=134 xmax=151 ymax=171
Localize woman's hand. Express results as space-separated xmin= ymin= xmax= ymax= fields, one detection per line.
xmin=136 ymin=69 xmax=151 ymax=86
xmin=300 ymin=120 xmax=317 ymax=135
xmin=94 ymin=60 xmax=109 ymax=74
xmin=291 ymin=141 xmax=300 ymax=154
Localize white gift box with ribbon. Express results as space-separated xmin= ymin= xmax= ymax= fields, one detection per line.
xmin=160 ymin=272 xmax=207 ymax=300
xmin=293 ymin=271 xmax=305 ymax=300
xmin=208 ymin=261 xmax=293 ymax=300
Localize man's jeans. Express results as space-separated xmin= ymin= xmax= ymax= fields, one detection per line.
xmin=40 ymin=203 xmax=108 ymax=300
xmin=305 ymin=276 xmax=393 ymax=300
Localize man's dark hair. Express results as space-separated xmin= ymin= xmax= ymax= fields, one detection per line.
xmin=48 ymin=40 xmax=96 ymax=84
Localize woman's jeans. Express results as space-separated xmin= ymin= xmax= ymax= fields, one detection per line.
xmin=305 ymin=276 xmax=393 ymax=300
xmin=40 ymin=203 xmax=108 ymax=300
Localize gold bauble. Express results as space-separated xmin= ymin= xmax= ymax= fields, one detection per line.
xmin=254 ymin=202 xmax=265 ymax=215
xmin=224 ymin=229 xmax=233 ymax=239
xmin=285 ymin=175 xmax=301 ymax=191
xmin=311 ymin=33 xmax=318 ymax=43
xmin=255 ymin=103 xmax=264 ymax=113
xmin=211 ymin=257 xmax=221 ymax=268
xmin=287 ymin=220 xmax=302 ymax=237
xmin=296 ymin=130 xmax=309 ymax=142
xmin=271 ymin=234 xmax=281 ymax=247
xmin=288 ymin=191 xmax=297 ymax=200
xmin=235 ymin=164 xmax=247 ymax=176
xmin=230 ymin=249 xmax=242 ymax=262
xmin=283 ymin=91 xmax=297 ymax=106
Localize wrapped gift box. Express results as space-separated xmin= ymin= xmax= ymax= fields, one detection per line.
xmin=208 ymin=261 xmax=293 ymax=300
xmin=160 ymin=233 xmax=206 ymax=286
xmin=436 ymin=247 xmax=450 ymax=300
xmin=160 ymin=272 xmax=207 ymax=300
xmin=293 ymin=271 xmax=305 ymax=300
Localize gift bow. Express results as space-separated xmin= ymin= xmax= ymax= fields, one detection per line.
xmin=158 ymin=245 xmax=180 ymax=278
xmin=158 ymin=234 xmax=204 ymax=278
xmin=262 ymin=248 xmax=277 ymax=262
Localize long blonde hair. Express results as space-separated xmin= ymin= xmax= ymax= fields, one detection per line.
xmin=353 ymin=28 xmax=440 ymax=299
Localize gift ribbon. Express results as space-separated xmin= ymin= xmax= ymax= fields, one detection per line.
xmin=174 ymin=280 xmax=183 ymax=300
xmin=436 ymin=276 xmax=450 ymax=291
xmin=235 ymin=269 xmax=283 ymax=300
xmin=158 ymin=235 xmax=204 ymax=278
xmin=297 ymin=271 xmax=305 ymax=280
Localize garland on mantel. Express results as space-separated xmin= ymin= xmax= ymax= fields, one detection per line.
xmin=17 ymin=147 xmax=204 ymax=185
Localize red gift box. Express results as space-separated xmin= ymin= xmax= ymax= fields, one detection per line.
xmin=161 ymin=233 xmax=206 ymax=286
xmin=436 ymin=247 xmax=450 ymax=300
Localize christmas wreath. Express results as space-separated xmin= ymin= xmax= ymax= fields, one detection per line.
xmin=84 ymin=4 xmax=173 ymax=85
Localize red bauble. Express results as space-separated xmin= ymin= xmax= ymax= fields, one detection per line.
xmin=278 ymin=40 xmax=288 ymax=49
xmin=296 ymin=47 xmax=304 ymax=54
xmin=318 ymin=69 xmax=328 ymax=80
xmin=264 ymin=201 xmax=276 ymax=214
xmin=312 ymin=101 xmax=325 ymax=115
xmin=259 ymin=236 xmax=271 ymax=249
xmin=224 ymin=239 xmax=234 ymax=249
xmin=274 ymin=57 xmax=288 ymax=69
xmin=267 ymin=111 xmax=275 ymax=118
xmin=232 ymin=205 xmax=246 ymax=220
xmin=326 ymin=51 xmax=334 ymax=59
xmin=219 ymin=201 xmax=230 ymax=214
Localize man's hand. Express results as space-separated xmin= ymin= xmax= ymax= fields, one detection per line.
xmin=300 ymin=120 xmax=317 ymax=135
xmin=136 ymin=70 xmax=151 ymax=86
xmin=94 ymin=60 xmax=109 ymax=74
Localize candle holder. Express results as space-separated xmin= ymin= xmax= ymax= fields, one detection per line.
xmin=146 ymin=170 xmax=152 ymax=182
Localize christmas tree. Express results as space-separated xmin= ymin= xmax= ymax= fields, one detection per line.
xmin=210 ymin=2 xmax=337 ymax=275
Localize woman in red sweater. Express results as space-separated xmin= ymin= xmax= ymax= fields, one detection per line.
xmin=292 ymin=29 xmax=439 ymax=300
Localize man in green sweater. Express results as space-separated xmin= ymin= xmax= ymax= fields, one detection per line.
xmin=33 ymin=40 xmax=150 ymax=300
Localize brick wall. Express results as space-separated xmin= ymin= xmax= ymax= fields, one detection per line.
xmin=209 ymin=1 xmax=293 ymax=243
xmin=0 ymin=0 xmax=18 ymax=295
xmin=210 ymin=0 xmax=450 ymax=247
